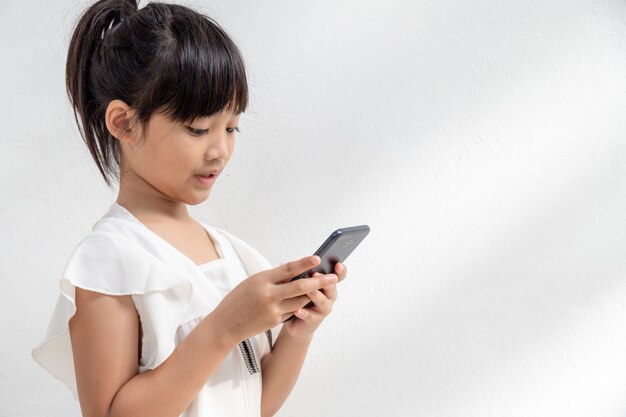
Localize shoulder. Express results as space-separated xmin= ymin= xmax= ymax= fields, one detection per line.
xmin=62 ymin=232 xmax=129 ymax=292
xmin=63 ymin=228 xmax=182 ymax=296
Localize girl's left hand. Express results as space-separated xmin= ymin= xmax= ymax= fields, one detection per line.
xmin=283 ymin=262 xmax=348 ymax=339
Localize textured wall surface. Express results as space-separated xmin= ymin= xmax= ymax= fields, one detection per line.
xmin=1 ymin=0 xmax=625 ymax=416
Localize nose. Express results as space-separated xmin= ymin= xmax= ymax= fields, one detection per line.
xmin=204 ymin=130 xmax=231 ymax=161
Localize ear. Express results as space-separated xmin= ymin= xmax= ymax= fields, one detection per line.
xmin=105 ymin=99 xmax=135 ymax=142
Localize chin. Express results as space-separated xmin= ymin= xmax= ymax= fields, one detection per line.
xmin=186 ymin=192 xmax=211 ymax=206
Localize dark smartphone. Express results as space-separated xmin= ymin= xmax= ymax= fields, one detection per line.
xmin=290 ymin=225 xmax=370 ymax=281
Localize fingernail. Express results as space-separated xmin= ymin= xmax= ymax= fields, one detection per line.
xmin=326 ymin=274 xmax=338 ymax=283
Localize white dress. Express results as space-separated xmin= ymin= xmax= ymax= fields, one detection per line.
xmin=31 ymin=202 xmax=282 ymax=417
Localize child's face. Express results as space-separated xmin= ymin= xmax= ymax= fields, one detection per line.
xmin=121 ymin=109 xmax=240 ymax=205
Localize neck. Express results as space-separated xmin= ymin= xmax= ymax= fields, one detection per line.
xmin=116 ymin=174 xmax=192 ymax=224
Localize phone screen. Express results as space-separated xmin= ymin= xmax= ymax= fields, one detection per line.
xmin=290 ymin=225 xmax=370 ymax=281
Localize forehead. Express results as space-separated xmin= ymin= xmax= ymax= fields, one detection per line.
xmin=192 ymin=110 xmax=241 ymax=123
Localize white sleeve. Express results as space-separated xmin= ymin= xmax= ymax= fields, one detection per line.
xmin=31 ymin=232 xmax=193 ymax=398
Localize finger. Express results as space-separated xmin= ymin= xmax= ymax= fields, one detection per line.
xmin=279 ymin=295 xmax=311 ymax=313
xmin=277 ymin=273 xmax=338 ymax=299
xmin=294 ymin=307 xmax=323 ymax=322
xmin=285 ymin=271 xmax=337 ymax=303
xmin=273 ymin=256 xmax=320 ymax=284
xmin=315 ymin=271 xmax=337 ymax=301
xmin=281 ymin=308 xmax=315 ymax=322
xmin=335 ymin=262 xmax=348 ymax=282
xmin=322 ymin=283 xmax=337 ymax=302
xmin=281 ymin=311 xmax=296 ymax=322
xmin=307 ymin=289 xmax=332 ymax=314
xmin=293 ymin=307 xmax=309 ymax=320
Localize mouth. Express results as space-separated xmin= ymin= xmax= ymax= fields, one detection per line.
xmin=196 ymin=169 xmax=221 ymax=178
xmin=195 ymin=169 xmax=220 ymax=187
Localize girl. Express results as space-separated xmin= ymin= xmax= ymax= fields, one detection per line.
xmin=31 ymin=1 xmax=347 ymax=416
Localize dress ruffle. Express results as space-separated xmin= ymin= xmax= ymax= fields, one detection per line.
xmin=31 ymin=232 xmax=195 ymax=399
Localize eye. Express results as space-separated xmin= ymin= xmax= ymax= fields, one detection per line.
xmin=226 ymin=126 xmax=240 ymax=134
xmin=186 ymin=126 xmax=209 ymax=136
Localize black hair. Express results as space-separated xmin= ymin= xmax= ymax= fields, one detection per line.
xmin=66 ymin=0 xmax=248 ymax=187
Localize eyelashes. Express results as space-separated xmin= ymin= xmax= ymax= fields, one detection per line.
xmin=186 ymin=126 xmax=240 ymax=136
xmin=187 ymin=127 xmax=208 ymax=136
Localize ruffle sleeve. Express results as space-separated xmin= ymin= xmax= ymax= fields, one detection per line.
xmin=31 ymin=231 xmax=193 ymax=399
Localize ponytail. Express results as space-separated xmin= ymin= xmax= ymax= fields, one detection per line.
xmin=65 ymin=0 xmax=248 ymax=187
xmin=66 ymin=0 xmax=138 ymax=187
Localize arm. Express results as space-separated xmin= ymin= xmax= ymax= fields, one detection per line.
xmin=259 ymin=263 xmax=348 ymax=417
xmin=70 ymin=288 xmax=234 ymax=417
xmin=69 ymin=255 xmax=336 ymax=417
xmin=259 ymin=329 xmax=313 ymax=417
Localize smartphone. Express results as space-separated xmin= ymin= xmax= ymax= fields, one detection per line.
xmin=290 ymin=225 xmax=370 ymax=281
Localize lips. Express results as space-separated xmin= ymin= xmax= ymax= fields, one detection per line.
xmin=195 ymin=169 xmax=220 ymax=188
xmin=196 ymin=169 xmax=221 ymax=177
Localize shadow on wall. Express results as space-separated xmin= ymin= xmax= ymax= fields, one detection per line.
xmin=282 ymin=2 xmax=626 ymax=415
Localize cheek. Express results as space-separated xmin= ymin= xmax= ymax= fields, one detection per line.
xmin=171 ymin=149 xmax=193 ymax=170
xmin=158 ymin=143 xmax=196 ymax=173
xmin=228 ymin=138 xmax=235 ymax=157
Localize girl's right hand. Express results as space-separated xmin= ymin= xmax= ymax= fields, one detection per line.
xmin=211 ymin=255 xmax=338 ymax=344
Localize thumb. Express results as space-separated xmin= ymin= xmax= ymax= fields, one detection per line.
xmin=272 ymin=256 xmax=320 ymax=283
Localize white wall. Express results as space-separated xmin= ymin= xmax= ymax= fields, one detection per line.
xmin=2 ymin=0 xmax=626 ymax=416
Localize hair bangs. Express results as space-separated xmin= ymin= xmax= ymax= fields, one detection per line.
xmin=157 ymin=13 xmax=248 ymax=123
